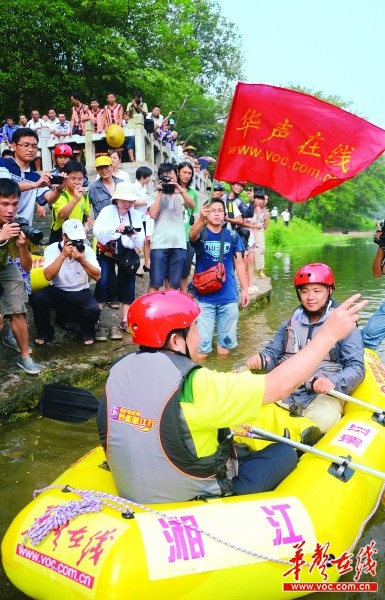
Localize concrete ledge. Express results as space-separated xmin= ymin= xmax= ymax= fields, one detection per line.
xmin=0 ymin=275 xmax=272 ymax=424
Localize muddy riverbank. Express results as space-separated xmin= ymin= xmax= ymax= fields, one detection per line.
xmin=0 ymin=274 xmax=271 ymax=424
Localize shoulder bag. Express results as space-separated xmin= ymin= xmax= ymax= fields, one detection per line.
xmin=192 ymin=228 xmax=226 ymax=294
xmin=117 ymin=212 xmax=140 ymax=274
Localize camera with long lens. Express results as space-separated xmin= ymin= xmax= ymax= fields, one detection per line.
xmin=159 ymin=175 xmax=176 ymax=195
xmin=122 ymin=225 xmax=142 ymax=236
xmin=374 ymin=221 xmax=385 ymax=250
xmin=13 ymin=217 xmax=44 ymax=245
xmin=71 ymin=240 xmax=85 ymax=252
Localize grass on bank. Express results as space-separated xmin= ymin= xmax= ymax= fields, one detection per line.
xmin=266 ymin=218 xmax=351 ymax=249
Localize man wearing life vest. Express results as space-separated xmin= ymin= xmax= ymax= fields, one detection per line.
xmin=97 ymin=288 xmax=366 ymax=503
xmin=247 ymin=263 xmax=365 ymax=432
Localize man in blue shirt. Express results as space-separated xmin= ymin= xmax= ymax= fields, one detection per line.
xmin=190 ymin=198 xmax=249 ymax=360
xmin=3 ymin=117 xmax=19 ymax=147
xmin=0 ymin=127 xmax=64 ymax=225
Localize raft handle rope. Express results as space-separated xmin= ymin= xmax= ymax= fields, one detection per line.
xmin=22 ymin=482 xmax=385 ymax=568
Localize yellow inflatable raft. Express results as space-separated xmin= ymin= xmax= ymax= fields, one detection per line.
xmin=3 ymin=350 xmax=385 ymax=600
xmin=30 ymin=254 xmax=49 ymax=292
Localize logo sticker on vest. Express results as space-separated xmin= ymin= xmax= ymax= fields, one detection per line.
xmin=109 ymin=405 xmax=157 ymax=432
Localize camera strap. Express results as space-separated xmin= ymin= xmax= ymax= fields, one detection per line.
xmin=116 ymin=205 xmax=133 ymax=228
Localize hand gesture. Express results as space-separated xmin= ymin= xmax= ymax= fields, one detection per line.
xmin=246 ymin=353 xmax=263 ymax=370
xmin=312 ymin=377 xmax=335 ymax=395
xmin=324 ymin=294 xmax=368 ymax=341
xmin=199 ymin=204 xmax=210 ymax=221
xmin=62 ymin=241 xmax=74 ymax=258
xmin=38 ymin=173 xmax=54 ymax=187
xmin=241 ymin=288 xmax=250 ymax=309
xmin=72 ymin=184 xmax=84 ymax=202
xmin=0 ymin=222 xmax=20 ymax=243
xmin=15 ymin=231 xmax=28 ymax=248
xmin=72 ymin=246 xmax=85 ymax=263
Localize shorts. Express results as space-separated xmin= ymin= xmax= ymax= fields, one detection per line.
xmin=182 ymin=242 xmax=195 ymax=278
xmin=0 ymin=262 xmax=28 ymax=316
xmin=150 ymin=248 xmax=186 ymax=289
xmin=196 ymin=301 xmax=239 ymax=354
xmin=124 ymin=135 xmax=135 ymax=151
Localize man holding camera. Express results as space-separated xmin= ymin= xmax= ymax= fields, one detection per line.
xmin=361 ymin=227 xmax=385 ymax=350
xmin=125 ymin=91 xmax=148 ymax=162
xmin=30 ymin=219 xmax=101 ymax=346
xmin=0 ymin=127 xmax=66 ymax=223
xmin=147 ymin=162 xmax=195 ymax=293
xmin=0 ymin=179 xmax=41 ymax=374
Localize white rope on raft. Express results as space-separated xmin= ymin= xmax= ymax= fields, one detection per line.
xmin=20 ymin=482 xmax=385 ymax=567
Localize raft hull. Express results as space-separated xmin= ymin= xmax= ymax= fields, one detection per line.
xmin=2 ymin=350 xmax=385 ymax=599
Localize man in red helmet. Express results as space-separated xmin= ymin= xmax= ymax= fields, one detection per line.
xmin=97 ymin=288 xmax=366 ymax=503
xmin=247 ymin=263 xmax=365 ymax=432
xmin=52 ymin=144 xmax=73 ymax=177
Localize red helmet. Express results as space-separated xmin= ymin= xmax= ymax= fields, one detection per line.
xmin=128 ymin=290 xmax=200 ymax=347
xmin=294 ymin=263 xmax=335 ymax=289
xmin=54 ymin=144 xmax=73 ymax=157
xmin=233 ymin=180 xmax=247 ymax=187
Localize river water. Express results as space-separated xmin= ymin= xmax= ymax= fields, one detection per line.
xmin=1 ymin=235 xmax=385 ymax=599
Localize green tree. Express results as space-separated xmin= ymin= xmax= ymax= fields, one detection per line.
xmin=0 ymin=0 xmax=242 ymax=159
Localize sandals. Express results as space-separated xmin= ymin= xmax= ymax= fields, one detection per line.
xmin=83 ymin=338 xmax=94 ymax=346
xmin=34 ymin=338 xmax=49 ymax=346
xmin=119 ymin=320 xmax=130 ymax=333
xmin=107 ymin=302 xmax=120 ymax=310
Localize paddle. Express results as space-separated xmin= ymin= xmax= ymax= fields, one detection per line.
xmin=39 ymin=384 xmax=99 ymax=423
xmin=233 ymin=424 xmax=385 ymax=482
xmin=237 ymin=365 xmax=385 ymax=423
xmin=328 ymin=389 xmax=385 ymax=424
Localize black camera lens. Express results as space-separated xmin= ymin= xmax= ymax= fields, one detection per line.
xmin=71 ymin=240 xmax=85 ymax=252
xmin=123 ymin=226 xmax=133 ymax=236
xmin=14 ymin=217 xmax=44 ymax=245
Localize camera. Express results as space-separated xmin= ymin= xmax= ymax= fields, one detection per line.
xmin=122 ymin=225 xmax=141 ymax=236
xmin=135 ymin=96 xmax=141 ymax=105
xmin=13 ymin=217 xmax=44 ymax=245
xmin=374 ymin=221 xmax=385 ymax=250
xmin=71 ymin=240 xmax=85 ymax=252
xmin=159 ymin=175 xmax=176 ymax=195
xmin=50 ymin=175 xmax=64 ymax=185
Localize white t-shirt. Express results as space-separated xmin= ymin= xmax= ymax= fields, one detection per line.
xmin=147 ymin=192 xmax=186 ymax=249
xmin=93 ymin=205 xmax=145 ymax=249
xmin=44 ymin=242 xmax=100 ymax=291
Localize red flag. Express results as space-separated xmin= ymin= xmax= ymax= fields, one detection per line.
xmin=215 ymin=83 xmax=385 ymax=202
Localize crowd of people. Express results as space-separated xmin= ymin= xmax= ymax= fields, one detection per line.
xmin=0 ymin=92 xmax=201 ymax=168
xmin=0 ymin=116 xmax=381 ymax=507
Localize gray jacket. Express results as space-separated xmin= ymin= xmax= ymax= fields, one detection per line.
xmin=260 ymin=300 xmax=365 ymax=412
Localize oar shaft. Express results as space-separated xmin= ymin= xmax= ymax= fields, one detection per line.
xmin=246 ymin=426 xmax=385 ymax=481
xmin=328 ymin=389 xmax=384 ymax=414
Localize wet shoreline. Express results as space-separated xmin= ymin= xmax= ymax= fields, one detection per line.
xmin=0 ymin=274 xmax=272 ymax=424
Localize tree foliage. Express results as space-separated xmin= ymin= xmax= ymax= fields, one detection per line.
xmin=0 ymin=0 xmax=242 ymax=158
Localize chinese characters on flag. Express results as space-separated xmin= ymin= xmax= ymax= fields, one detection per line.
xmin=214 ymin=83 xmax=385 ymax=202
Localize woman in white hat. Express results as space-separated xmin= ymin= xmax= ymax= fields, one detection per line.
xmin=93 ymin=182 xmax=145 ymax=334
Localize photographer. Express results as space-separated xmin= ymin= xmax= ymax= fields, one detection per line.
xmin=125 ymin=91 xmax=148 ymax=162
xmin=0 ymin=179 xmax=41 ymax=374
xmin=49 ymin=160 xmax=90 ymax=243
xmin=147 ymin=162 xmax=195 ymax=293
xmin=93 ymin=182 xmax=144 ymax=335
xmin=30 ymin=219 xmax=101 ymax=346
xmin=361 ymin=227 xmax=385 ymax=350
